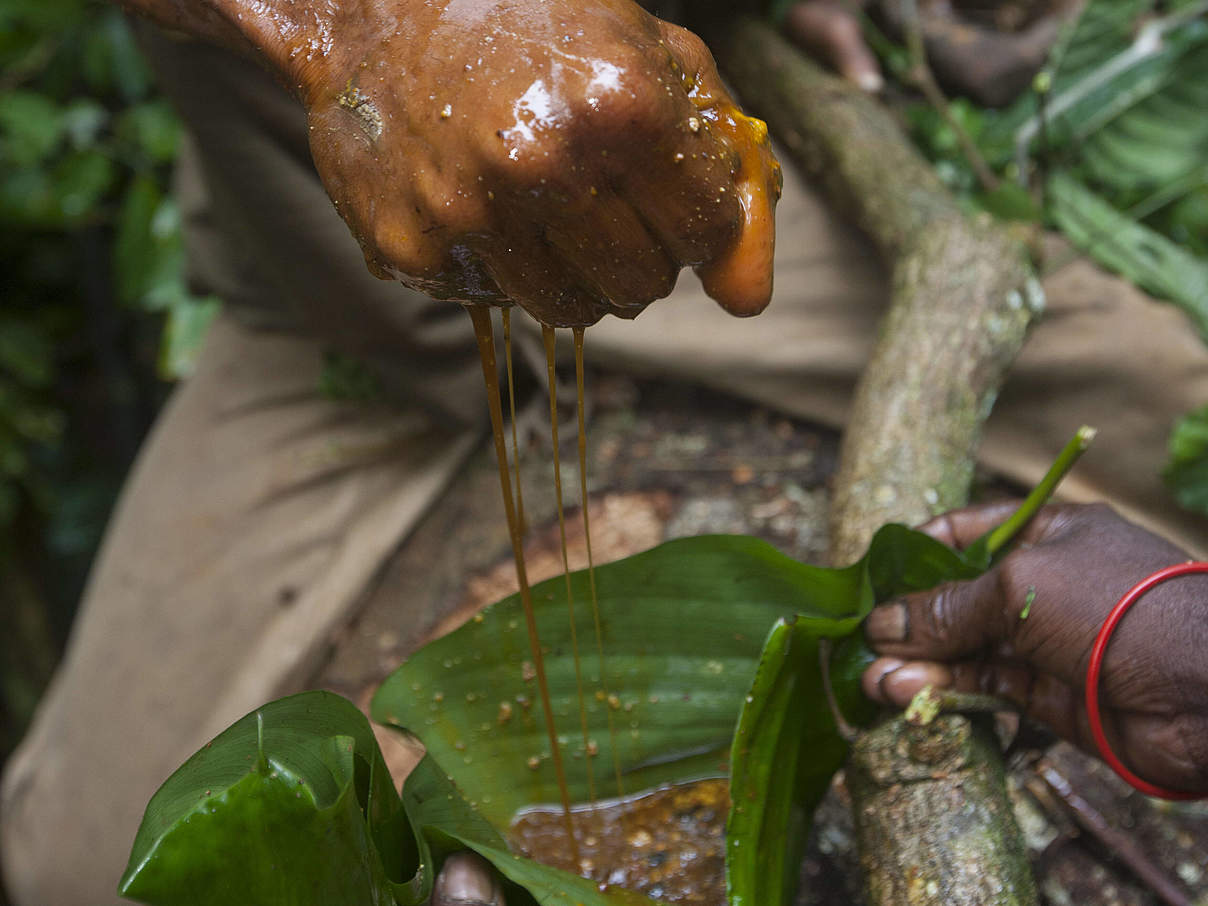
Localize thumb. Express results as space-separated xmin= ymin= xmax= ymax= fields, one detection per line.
xmin=864 ymin=570 xmax=1013 ymax=663
xmin=695 ymin=113 xmax=781 ymax=316
xmin=433 ymin=852 xmax=505 ymax=906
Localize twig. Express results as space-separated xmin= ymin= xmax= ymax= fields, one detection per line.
xmin=980 ymin=425 xmax=1096 ymax=559
xmin=899 ymin=0 xmax=1001 ymax=193
xmin=904 ymin=684 xmax=1018 ymax=726
xmin=1038 ymin=761 xmax=1194 ymax=906
xmin=819 ymin=640 xmax=860 ymax=742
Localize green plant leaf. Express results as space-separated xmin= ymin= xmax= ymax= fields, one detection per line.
xmin=120 ymin=691 xmax=657 ymax=906
xmin=373 ymin=528 xmax=977 ymax=906
xmin=1164 ymin=404 xmax=1208 ymax=516
xmin=724 ymin=426 xmax=1093 ymax=906
xmin=119 ymin=691 xmax=411 ymax=905
xmin=373 ymin=535 xmax=874 ymax=832
xmin=1048 ymin=171 xmax=1208 ymax=338
xmin=116 ymin=100 xmax=180 ymax=164
xmin=0 ymin=90 xmax=64 ymax=166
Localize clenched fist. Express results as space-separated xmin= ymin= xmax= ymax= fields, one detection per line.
xmin=286 ymin=0 xmax=780 ymax=326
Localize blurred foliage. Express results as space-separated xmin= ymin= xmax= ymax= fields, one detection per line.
xmin=1165 ymin=405 xmax=1208 ymax=516
xmin=879 ymin=0 xmax=1208 ymax=514
xmin=0 ymin=0 xmax=218 ymax=759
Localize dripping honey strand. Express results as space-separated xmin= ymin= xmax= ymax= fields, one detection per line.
xmin=467 ymin=306 xmax=578 ymax=860
xmin=574 ymin=327 xmax=626 ymax=806
xmin=542 ymin=326 xmax=597 ymax=806
xmin=502 ymin=308 xmax=526 ymax=534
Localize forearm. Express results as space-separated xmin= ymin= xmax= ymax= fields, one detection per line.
xmin=115 ymin=0 xmax=358 ymax=97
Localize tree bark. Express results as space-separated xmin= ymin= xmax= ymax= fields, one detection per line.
xmin=711 ymin=18 xmax=1043 ymax=905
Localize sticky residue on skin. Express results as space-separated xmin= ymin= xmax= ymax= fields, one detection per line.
xmin=337 ymin=85 xmax=383 ymax=140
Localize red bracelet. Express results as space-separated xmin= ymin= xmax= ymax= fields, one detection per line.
xmin=1085 ymin=561 xmax=1208 ymax=800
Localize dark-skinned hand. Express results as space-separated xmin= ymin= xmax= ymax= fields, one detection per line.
xmin=297 ymin=0 xmax=781 ymax=326
xmin=126 ymin=0 xmax=779 ymax=326
xmin=861 ymin=502 xmax=1208 ymax=794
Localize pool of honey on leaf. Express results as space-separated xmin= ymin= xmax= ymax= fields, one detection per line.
xmin=509 ymin=779 xmax=730 ymax=905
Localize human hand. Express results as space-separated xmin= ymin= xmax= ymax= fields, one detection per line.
xmin=861 ymin=502 xmax=1208 ymax=794
xmin=289 ymin=0 xmax=779 ymax=327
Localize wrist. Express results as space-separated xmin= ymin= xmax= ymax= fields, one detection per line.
xmin=1086 ymin=561 xmax=1208 ymax=799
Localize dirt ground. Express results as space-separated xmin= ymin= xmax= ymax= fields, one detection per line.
xmin=312 ymin=371 xmax=1208 ymax=906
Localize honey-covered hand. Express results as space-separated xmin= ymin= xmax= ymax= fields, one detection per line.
xmin=290 ymin=0 xmax=780 ymax=326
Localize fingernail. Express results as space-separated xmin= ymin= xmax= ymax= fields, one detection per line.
xmin=880 ymin=662 xmax=953 ymax=707
xmin=433 ymin=853 xmax=504 ymax=906
xmin=862 ymin=657 xmax=904 ymax=703
xmin=865 ymin=601 xmax=908 ymax=645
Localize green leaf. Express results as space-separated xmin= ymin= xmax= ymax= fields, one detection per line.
xmin=1079 ymin=38 xmax=1208 ymax=195
xmin=116 ymin=101 xmax=180 ymax=164
xmin=120 ymin=691 xmax=656 ymax=906
xmin=1048 ymin=171 xmax=1208 ymax=339
xmin=80 ymin=9 xmax=151 ymax=102
xmin=725 ymin=427 xmax=1092 ymax=906
xmin=0 ymin=90 xmax=64 ymax=166
xmin=52 ymin=147 xmax=116 ymax=222
xmin=120 ymin=691 xmax=410 ymax=905
xmin=1164 ymin=405 xmax=1208 ymax=516
xmin=373 ymin=528 xmax=977 ymax=906
xmin=373 ymin=535 xmax=874 ymax=831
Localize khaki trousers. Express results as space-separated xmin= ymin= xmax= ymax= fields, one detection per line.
xmin=3 ymin=28 xmax=1205 ymax=906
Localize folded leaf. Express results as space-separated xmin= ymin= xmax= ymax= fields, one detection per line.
xmin=119 ymin=692 xmax=409 ymax=905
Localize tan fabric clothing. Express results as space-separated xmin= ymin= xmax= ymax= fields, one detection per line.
xmin=3 ymin=25 xmax=1206 ymax=906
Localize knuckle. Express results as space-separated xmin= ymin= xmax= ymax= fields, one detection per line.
xmin=926 ymin=583 xmax=959 ymax=644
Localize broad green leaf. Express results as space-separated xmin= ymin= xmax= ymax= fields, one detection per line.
xmin=114 ymin=176 xmax=165 ymax=304
xmin=80 ymin=9 xmax=151 ymax=101
xmin=1048 ymin=171 xmax=1208 ymax=339
xmin=1164 ymin=405 xmax=1208 ymax=516
xmin=374 ymin=528 xmax=977 ymax=906
xmin=373 ymin=535 xmax=872 ymax=831
xmin=1079 ymin=39 xmax=1208 ymax=195
xmin=120 ymin=691 xmax=656 ymax=906
xmin=119 ymin=692 xmax=409 ymax=905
